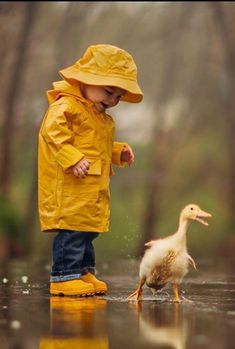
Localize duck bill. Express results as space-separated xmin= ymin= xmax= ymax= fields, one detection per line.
xmin=195 ymin=210 xmax=212 ymax=226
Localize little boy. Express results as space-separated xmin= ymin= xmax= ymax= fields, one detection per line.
xmin=38 ymin=44 xmax=143 ymax=296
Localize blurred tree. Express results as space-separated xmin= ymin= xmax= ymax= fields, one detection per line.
xmin=209 ymin=2 xmax=235 ymax=226
xmin=0 ymin=2 xmax=38 ymax=258
xmin=0 ymin=2 xmax=38 ymax=197
xmin=206 ymin=2 xmax=235 ymax=264
xmin=0 ymin=195 xmax=23 ymax=259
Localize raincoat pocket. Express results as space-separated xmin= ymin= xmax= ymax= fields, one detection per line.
xmin=87 ymin=158 xmax=101 ymax=175
xmin=64 ymin=158 xmax=101 ymax=176
xmin=62 ymin=157 xmax=102 ymax=199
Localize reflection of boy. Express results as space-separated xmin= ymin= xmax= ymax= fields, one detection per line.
xmin=38 ymin=44 xmax=143 ymax=296
xmin=39 ymin=298 xmax=108 ymax=349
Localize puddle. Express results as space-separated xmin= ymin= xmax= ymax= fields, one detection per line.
xmin=0 ymin=258 xmax=234 ymax=348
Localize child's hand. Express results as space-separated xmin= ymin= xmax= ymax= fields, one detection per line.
xmin=120 ymin=145 xmax=135 ymax=166
xmin=72 ymin=158 xmax=90 ymax=178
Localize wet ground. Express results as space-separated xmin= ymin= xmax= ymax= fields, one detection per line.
xmin=0 ymin=258 xmax=234 ymax=349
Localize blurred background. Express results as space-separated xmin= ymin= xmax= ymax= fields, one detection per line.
xmin=0 ymin=1 xmax=235 ymax=268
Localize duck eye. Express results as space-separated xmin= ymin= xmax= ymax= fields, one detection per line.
xmin=190 ymin=207 xmax=194 ymax=210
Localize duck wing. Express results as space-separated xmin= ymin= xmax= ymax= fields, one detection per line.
xmin=146 ymin=250 xmax=178 ymax=289
xmin=187 ymin=253 xmax=197 ymax=270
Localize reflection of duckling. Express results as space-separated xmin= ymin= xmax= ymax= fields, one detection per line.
xmin=132 ymin=302 xmax=188 ymax=349
xmin=128 ymin=204 xmax=212 ymax=302
xmin=39 ymin=297 xmax=109 ymax=349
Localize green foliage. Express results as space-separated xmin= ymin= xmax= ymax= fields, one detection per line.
xmin=0 ymin=196 xmax=23 ymax=241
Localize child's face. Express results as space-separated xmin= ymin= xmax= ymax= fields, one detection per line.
xmin=81 ymin=84 xmax=126 ymax=112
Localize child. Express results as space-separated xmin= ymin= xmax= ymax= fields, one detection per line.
xmin=38 ymin=44 xmax=143 ymax=296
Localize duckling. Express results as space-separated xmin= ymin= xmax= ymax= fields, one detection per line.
xmin=128 ymin=204 xmax=212 ymax=302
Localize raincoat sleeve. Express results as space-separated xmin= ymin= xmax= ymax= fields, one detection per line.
xmin=40 ymin=101 xmax=84 ymax=170
xmin=112 ymin=141 xmax=129 ymax=167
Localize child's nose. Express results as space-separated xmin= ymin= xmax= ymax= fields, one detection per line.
xmin=109 ymin=95 xmax=119 ymax=105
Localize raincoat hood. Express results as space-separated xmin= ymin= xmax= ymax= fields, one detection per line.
xmin=59 ymin=44 xmax=143 ymax=103
xmin=46 ymin=80 xmax=88 ymax=105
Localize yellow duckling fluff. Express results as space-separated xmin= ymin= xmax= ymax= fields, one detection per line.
xmin=128 ymin=204 xmax=212 ymax=302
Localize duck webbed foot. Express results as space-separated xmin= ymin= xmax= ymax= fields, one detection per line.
xmin=171 ymin=284 xmax=193 ymax=303
xmin=127 ymin=278 xmax=145 ymax=301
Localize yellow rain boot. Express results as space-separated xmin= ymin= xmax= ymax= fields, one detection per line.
xmin=81 ymin=273 xmax=108 ymax=294
xmin=50 ymin=279 xmax=95 ymax=296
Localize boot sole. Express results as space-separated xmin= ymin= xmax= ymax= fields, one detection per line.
xmin=50 ymin=290 xmax=95 ymax=296
xmin=94 ymin=288 xmax=108 ymax=295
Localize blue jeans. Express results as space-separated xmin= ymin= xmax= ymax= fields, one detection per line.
xmin=50 ymin=230 xmax=99 ymax=282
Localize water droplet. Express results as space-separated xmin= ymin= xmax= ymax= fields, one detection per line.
xmin=21 ymin=276 xmax=28 ymax=284
xmin=227 ymin=311 xmax=235 ymax=316
xmin=11 ymin=320 xmax=21 ymax=330
xmin=22 ymin=290 xmax=30 ymax=294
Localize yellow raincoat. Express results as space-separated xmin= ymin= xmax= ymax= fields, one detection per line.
xmin=38 ymin=44 xmax=143 ymax=234
xmin=38 ymin=81 xmax=130 ymax=233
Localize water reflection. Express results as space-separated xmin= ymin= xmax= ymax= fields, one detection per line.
xmin=0 ymin=259 xmax=234 ymax=348
xmin=39 ymin=297 xmax=108 ymax=349
xmin=131 ymin=302 xmax=188 ymax=349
